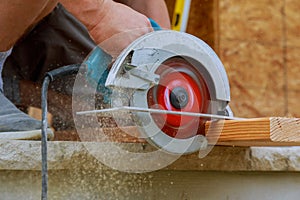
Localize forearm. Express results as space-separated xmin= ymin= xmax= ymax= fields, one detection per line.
xmin=114 ymin=0 xmax=171 ymax=29
xmin=0 ymin=0 xmax=58 ymax=51
xmin=60 ymin=0 xmax=107 ymax=31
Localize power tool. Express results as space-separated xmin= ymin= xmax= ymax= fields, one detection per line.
xmin=75 ymin=30 xmax=240 ymax=154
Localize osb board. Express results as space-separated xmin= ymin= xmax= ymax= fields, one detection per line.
xmin=286 ymin=47 xmax=300 ymax=91
xmin=286 ymin=47 xmax=300 ymax=117
xmin=282 ymin=0 xmax=300 ymax=118
xmin=288 ymin=90 xmax=300 ymax=117
xmin=220 ymin=40 xmax=285 ymax=117
xmin=286 ymin=0 xmax=300 ymax=47
xmin=219 ymin=0 xmax=283 ymax=44
xmin=229 ymin=85 xmax=285 ymax=118
xmin=220 ymin=40 xmax=284 ymax=89
xmin=219 ymin=0 xmax=300 ymax=118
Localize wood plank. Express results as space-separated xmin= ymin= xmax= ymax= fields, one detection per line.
xmin=55 ymin=117 xmax=300 ymax=147
xmin=19 ymin=80 xmax=74 ymax=130
xmin=27 ymin=106 xmax=53 ymax=126
xmin=270 ymin=117 xmax=300 ymax=142
xmin=205 ymin=117 xmax=300 ymax=146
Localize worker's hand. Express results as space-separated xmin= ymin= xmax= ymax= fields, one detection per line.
xmin=89 ymin=1 xmax=153 ymax=57
xmin=62 ymin=0 xmax=153 ymax=57
xmin=114 ymin=0 xmax=171 ymax=29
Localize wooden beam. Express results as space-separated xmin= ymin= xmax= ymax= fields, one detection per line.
xmin=205 ymin=117 xmax=300 ymax=146
xmin=27 ymin=106 xmax=53 ymax=126
xmin=55 ymin=117 xmax=300 ymax=147
xmin=19 ymin=80 xmax=75 ymax=130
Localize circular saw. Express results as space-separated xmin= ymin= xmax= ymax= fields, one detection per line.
xmin=77 ymin=30 xmax=236 ymax=154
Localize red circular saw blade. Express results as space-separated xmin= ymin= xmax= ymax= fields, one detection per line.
xmin=147 ymin=57 xmax=210 ymax=139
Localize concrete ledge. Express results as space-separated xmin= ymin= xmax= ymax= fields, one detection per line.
xmin=1 ymin=140 xmax=300 ymax=171
xmin=2 ymin=140 xmax=300 ymax=199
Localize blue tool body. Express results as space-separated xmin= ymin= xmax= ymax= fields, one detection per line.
xmin=85 ymin=46 xmax=112 ymax=103
xmin=84 ymin=19 xmax=161 ymax=103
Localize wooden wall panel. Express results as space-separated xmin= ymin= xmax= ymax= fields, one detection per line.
xmin=221 ymin=40 xmax=284 ymax=89
xmin=220 ymin=41 xmax=285 ymax=117
xmin=288 ymin=90 xmax=300 ymax=117
xmin=286 ymin=0 xmax=300 ymax=47
xmin=219 ymin=0 xmax=283 ymax=44
xmin=219 ymin=0 xmax=289 ymax=118
xmin=287 ymin=47 xmax=300 ymax=117
xmin=230 ymin=86 xmax=285 ymax=117
xmin=286 ymin=0 xmax=300 ymax=117
xmin=287 ymin=47 xmax=300 ymax=91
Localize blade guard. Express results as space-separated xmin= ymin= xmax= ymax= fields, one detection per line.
xmin=106 ymin=30 xmax=230 ymax=104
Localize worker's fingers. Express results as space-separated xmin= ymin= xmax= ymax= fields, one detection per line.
xmin=96 ymin=27 xmax=152 ymax=58
xmin=89 ymin=1 xmax=153 ymax=57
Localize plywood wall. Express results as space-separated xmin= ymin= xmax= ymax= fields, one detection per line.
xmin=219 ymin=0 xmax=300 ymax=118
xmin=286 ymin=0 xmax=300 ymax=118
xmin=165 ymin=0 xmax=300 ymax=118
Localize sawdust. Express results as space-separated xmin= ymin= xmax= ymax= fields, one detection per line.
xmin=49 ymin=168 xmax=156 ymax=199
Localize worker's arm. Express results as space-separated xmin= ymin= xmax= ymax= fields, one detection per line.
xmin=0 ymin=0 xmax=58 ymax=51
xmin=114 ymin=0 xmax=171 ymax=29
xmin=61 ymin=0 xmax=152 ymax=55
